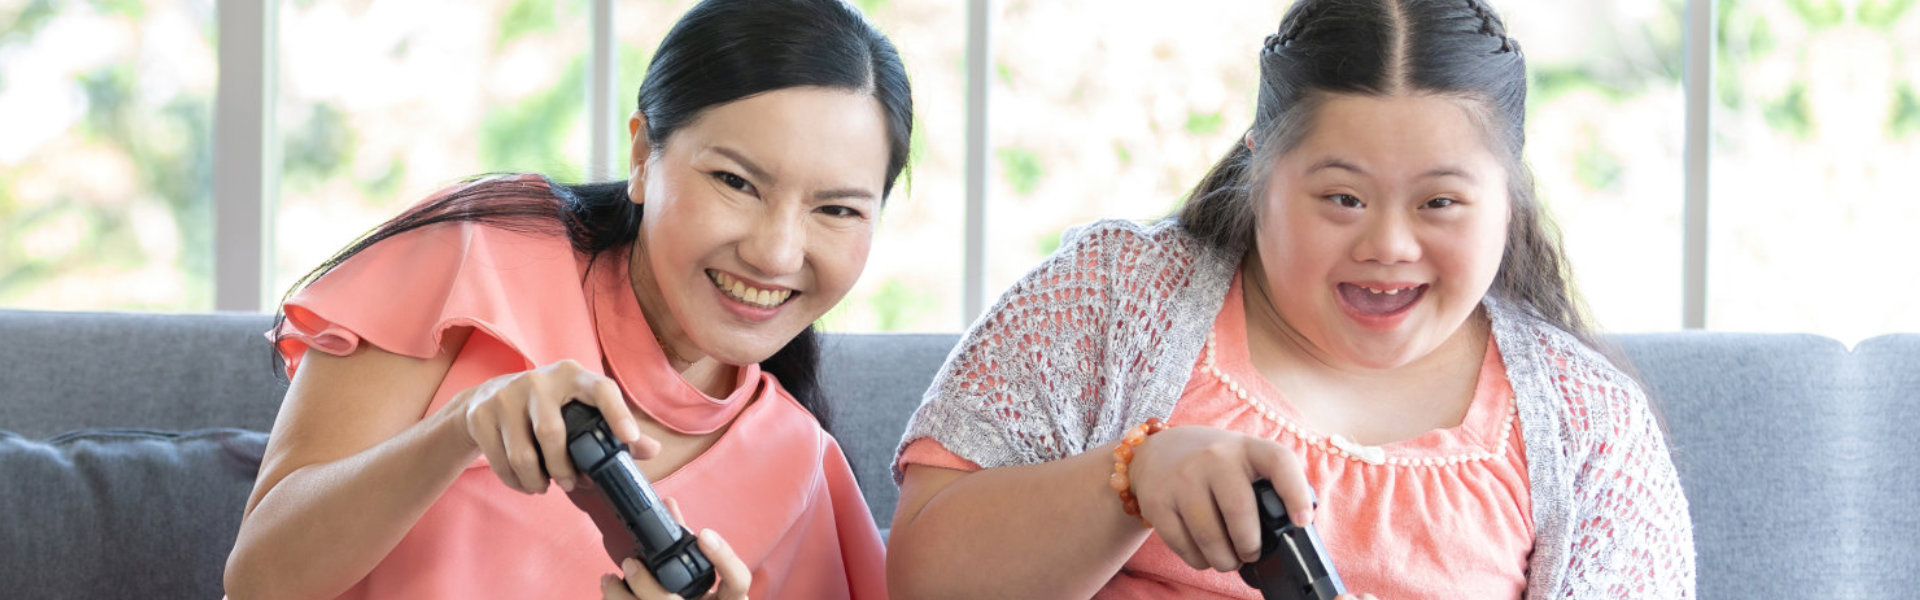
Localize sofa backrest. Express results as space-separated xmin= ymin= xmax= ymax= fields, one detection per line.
xmin=1851 ymin=333 xmax=1920 ymax=592
xmin=1612 ymin=333 xmax=1857 ymax=598
xmin=0 ymin=310 xmax=287 ymax=435
xmin=0 ymin=310 xmax=960 ymax=522
xmin=818 ymin=332 xmax=961 ymax=529
xmin=3 ymin=308 xmax=1914 ymax=598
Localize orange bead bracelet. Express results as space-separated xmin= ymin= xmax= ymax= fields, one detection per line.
xmin=1109 ymin=417 xmax=1169 ymax=526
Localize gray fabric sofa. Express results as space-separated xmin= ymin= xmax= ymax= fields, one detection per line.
xmin=0 ymin=309 xmax=1912 ymax=598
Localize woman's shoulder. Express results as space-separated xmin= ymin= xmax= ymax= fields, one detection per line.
xmin=277 ymin=174 xmax=593 ymax=365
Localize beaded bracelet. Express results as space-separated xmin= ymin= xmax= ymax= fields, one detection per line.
xmin=1108 ymin=417 xmax=1169 ymax=526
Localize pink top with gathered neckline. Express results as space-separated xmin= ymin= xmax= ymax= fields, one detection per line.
xmin=898 ymin=273 xmax=1533 ymax=599
xmin=270 ymin=183 xmax=886 ymax=599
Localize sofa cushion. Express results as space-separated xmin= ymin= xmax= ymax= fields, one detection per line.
xmin=0 ymin=428 xmax=266 ymax=598
xmin=818 ymin=333 xmax=962 ymax=530
xmin=1612 ymin=332 xmax=1851 ymax=599
xmin=0 ymin=310 xmax=286 ymax=437
xmin=1852 ymin=334 xmax=1920 ymax=592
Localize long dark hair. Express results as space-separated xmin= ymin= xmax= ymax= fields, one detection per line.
xmin=1176 ymin=0 xmax=1592 ymax=340
xmin=273 ymin=0 xmax=914 ymax=433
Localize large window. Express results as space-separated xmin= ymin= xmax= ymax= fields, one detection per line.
xmin=275 ymin=0 xmax=593 ymax=298
xmin=1504 ymin=0 xmax=1688 ymax=333
xmin=984 ymin=0 xmax=1283 ymax=302
xmin=0 ymin=0 xmax=216 ymax=311
xmin=3 ymin=0 xmax=1915 ymax=343
xmin=1711 ymin=0 xmax=1920 ymax=344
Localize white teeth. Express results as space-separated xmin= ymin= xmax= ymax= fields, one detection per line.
xmin=710 ymin=271 xmax=792 ymax=309
xmin=1360 ymin=285 xmax=1415 ymax=295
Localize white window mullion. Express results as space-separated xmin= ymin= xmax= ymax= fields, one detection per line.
xmin=213 ymin=0 xmax=277 ymax=313
xmin=962 ymin=0 xmax=991 ymax=328
xmin=589 ymin=0 xmax=618 ymax=181
xmin=1682 ymin=0 xmax=1713 ymax=329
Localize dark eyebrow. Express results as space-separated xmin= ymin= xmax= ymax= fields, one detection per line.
xmin=711 ymin=146 xmax=770 ymax=182
xmin=1419 ymin=166 xmax=1476 ymax=183
xmin=711 ymin=146 xmax=877 ymax=202
xmin=814 ymin=187 xmax=877 ymax=203
xmin=1305 ymin=156 xmax=1367 ymax=175
xmin=1305 ymin=157 xmax=1476 ymax=183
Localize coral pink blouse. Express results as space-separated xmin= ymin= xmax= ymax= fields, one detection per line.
xmin=272 ymin=188 xmax=886 ymax=599
xmin=900 ymin=274 xmax=1533 ymax=599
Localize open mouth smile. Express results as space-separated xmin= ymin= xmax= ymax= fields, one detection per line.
xmin=1335 ymin=282 xmax=1428 ymax=329
xmin=708 ymin=269 xmax=796 ymax=309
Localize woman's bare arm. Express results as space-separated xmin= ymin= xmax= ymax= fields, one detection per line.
xmin=223 ymin=328 xmax=477 ymax=600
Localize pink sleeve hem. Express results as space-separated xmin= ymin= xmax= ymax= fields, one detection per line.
xmin=895 ymin=437 xmax=984 ymax=475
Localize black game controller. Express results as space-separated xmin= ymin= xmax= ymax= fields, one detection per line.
xmin=1239 ymin=479 xmax=1345 ymax=600
xmin=560 ymin=401 xmax=715 ymax=598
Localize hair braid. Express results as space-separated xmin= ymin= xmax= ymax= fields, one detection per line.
xmin=1464 ymin=0 xmax=1514 ymax=52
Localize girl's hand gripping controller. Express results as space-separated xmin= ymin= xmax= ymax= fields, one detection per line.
xmin=1239 ymin=479 xmax=1345 ymax=600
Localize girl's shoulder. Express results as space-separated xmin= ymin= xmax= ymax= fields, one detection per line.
xmin=1029 ymin=218 xmax=1236 ymax=300
xmin=1486 ymin=297 xmax=1656 ymax=448
xmin=1054 ymin=218 xmax=1216 ymax=265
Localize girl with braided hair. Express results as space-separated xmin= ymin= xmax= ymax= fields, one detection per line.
xmin=887 ymin=0 xmax=1694 ymax=598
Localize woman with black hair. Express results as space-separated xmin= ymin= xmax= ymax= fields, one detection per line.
xmin=223 ymin=1 xmax=910 ymax=598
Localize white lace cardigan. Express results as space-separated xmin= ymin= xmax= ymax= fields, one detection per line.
xmin=895 ymin=219 xmax=1696 ymax=598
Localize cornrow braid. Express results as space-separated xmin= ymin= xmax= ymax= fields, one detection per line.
xmin=1464 ymin=0 xmax=1515 ymax=52
xmin=1273 ymin=1 xmax=1322 ymax=49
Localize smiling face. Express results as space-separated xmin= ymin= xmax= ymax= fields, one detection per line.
xmin=1251 ymin=93 xmax=1511 ymax=370
xmin=627 ymin=86 xmax=890 ymax=367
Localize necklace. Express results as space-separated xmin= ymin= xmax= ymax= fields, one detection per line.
xmin=652 ymin=329 xmax=695 ymax=366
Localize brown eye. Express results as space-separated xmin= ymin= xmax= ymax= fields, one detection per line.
xmin=713 ymin=171 xmax=752 ymax=192
xmin=818 ymin=205 xmax=864 ymax=219
xmin=1327 ymin=194 xmax=1363 ymax=209
xmin=1425 ymin=197 xmax=1458 ymax=209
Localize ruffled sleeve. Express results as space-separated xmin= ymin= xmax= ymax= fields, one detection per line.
xmin=272 ymin=185 xmax=599 ymax=379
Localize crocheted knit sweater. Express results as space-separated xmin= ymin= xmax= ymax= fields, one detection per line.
xmin=896 ymin=219 xmax=1696 ymax=598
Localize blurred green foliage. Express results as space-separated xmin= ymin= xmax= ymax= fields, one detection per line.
xmin=818 ymin=275 xmax=936 ymax=332
xmin=480 ymin=53 xmax=588 ymax=179
xmin=0 ymin=4 xmax=213 ymax=309
xmin=1 ymin=0 xmax=60 ymax=48
xmin=1184 ymin=111 xmax=1225 ymax=136
xmin=1892 ymin=85 xmax=1920 ymax=137
xmin=866 ymin=277 xmax=935 ymax=331
xmin=995 ymin=146 xmax=1042 ymax=195
xmin=498 ymin=0 xmax=560 ymax=50
xmin=1859 ymin=0 xmax=1917 ymax=28
xmin=1786 ymin=0 xmax=1847 ymax=28
xmin=283 ymin=103 xmax=354 ymax=192
xmin=1763 ymin=83 xmax=1815 ymax=140
xmin=1573 ymin=131 xmax=1626 ymax=191
xmin=6 ymin=0 xmax=1918 ymax=326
